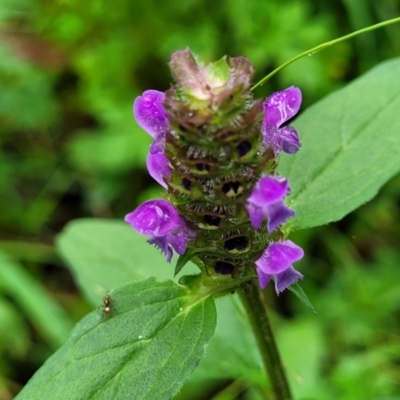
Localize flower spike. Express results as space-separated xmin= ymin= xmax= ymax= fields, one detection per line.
xmin=127 ymin=50 xmax=305 ymax=294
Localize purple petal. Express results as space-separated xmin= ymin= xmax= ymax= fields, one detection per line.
xmin=147 ymin=225 xmax=191 ymax=263
xmin=148 ymin=219 xmax=193 ymax=263
xmin=247 ymin=176 xmax=289 ymax=207
xmin=275 ymin=266 xmax=303 ymax=293
xmin=146 ymin=151 xmax=171 ymax=189
xmin=256 ymin=269 xmax=272 ymax=290
xmin=246 ymin=176 xmax=294 ymax=232
xmin=266 ymin=202 xmax=296 ymax=233
xmin=148 ymin=236 xmax=174 ymax=263
xmin=255 ymin=240 xmax=304 ymax=293
xmin=124 ymin=199 xmax=181 ymax=237
xmin=262 ymin=86 xmax=302 ymax=128
xmin=256 ymin=240 xmax=304 ymax=275
xmin=149 ymin=138 xmax=165 ymax=154
xmin=133 ymin=90 xmax=169 ymax=139
xmin=279 ymin=126 xmax=301 ymax=154
xmin=167 ymin=229 xmax=187 ymax=255
xmin=246 ymin=203 xmax=265 ymax=229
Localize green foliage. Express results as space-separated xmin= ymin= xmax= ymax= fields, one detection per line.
xmin=279 ymin=57 xmax=400 ymax=230
xmin=1 ymin=0 xmax=400 ymax=398
xmin=288 ymin=283 xmax=316 ymax=314
xmin=181 ymin=296 xmax=264 ymax=388
xmin=16 ymin=278 xmax=217 ymax=400
xmin=56 ymin=219 xmax=198 ymax=305
xmin=0 ymin=251 xmax=73 ymax=349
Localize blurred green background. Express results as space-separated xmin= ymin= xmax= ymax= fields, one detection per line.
xmin=0 ymin=0 xmax=400 ymax=399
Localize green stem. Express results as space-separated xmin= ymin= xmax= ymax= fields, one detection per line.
xmin=251 ymin=16 xmax=400 ymax=90
xmin=238 ymin=281 xmax=292 ymax=400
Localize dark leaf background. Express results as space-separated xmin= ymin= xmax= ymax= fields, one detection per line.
xmin=1 ymin=0 xmax=400 ymax=398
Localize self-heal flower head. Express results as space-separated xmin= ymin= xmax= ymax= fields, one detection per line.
xmin=125 ymin=199 xmax=194 ymax=262
xmin=127 ymin=50 xmax=306 ymax=294
xmin=262 ymin=86 xmax=302 ymax=155
xmin=133 ymin=90 xmax=169 ymax=152
xmin=246 ymin=176 xmax=295 ymax=232
xmin=255 ymin=240 xmax=304 ymax=293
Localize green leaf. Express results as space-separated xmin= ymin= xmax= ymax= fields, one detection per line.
xmin=279 ymin=57 xmax=400 ymax=230
xmin=187 ymin=295 xmax=263 ymax=385
xmin=56 ymin=219 xmax=198 ymax=305
xmin=0 ymin=251 xmax=74 ymax=349
xmin=278 ymin=319 xmax=324 ymax=399
xmin=16 ymin=278 xmax=217 ymax=400
xmin=288 ymin=283 xmax=317 ymax=314
xmin=205 ymin=56 xmax=230 ymax=86
xmin=174 ymin=249 xmax=197 ymax=276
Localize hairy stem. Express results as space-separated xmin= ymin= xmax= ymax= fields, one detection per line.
xmin=238 ymin=281 xmax=292 ymax=400
xmin=252 ymin=16 xmax=400 ymax=90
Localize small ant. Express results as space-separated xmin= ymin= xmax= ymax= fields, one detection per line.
xmin=102 ymin=294 xmax=112 ymax=317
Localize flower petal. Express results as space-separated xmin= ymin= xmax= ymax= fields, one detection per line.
xmin=245 ymin=203 xmax=264 ymax=229
xmin=124 ymin=199 xmax=181 ymax=237
xmin=133 ymin=90 xmax=169 ymax=138
xmin=147 ymin=225 xmax=191 ymax=263
xmin=262 ymin=86 xmax=302 ymax=128
xmin=275 ymin=266 xmax=303 ymax=293
xmin=255 ymin=240 xmax=304 ymax=275
xmin=146 ymin=151 xmax=171 ymax=189
xmin=279 ymin=126 xmax=301 ymax=154
xmin=255 ymin=240 xmax=304 ymax=293
xmin=149 ymin=138 xmax=165 ymax=154
xmin=247 ymin=176 xmax=289 ymax=207
xmin=265 ymin=202 xmax=295 ymax=233
xmin=148 ymin=236 xmax=174 ymax=263
xmin=246 ymin=176 xmax=294 ymax=231
xmin=256 ymin=269 xmax=272 ymax=290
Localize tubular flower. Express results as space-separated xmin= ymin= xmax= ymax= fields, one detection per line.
xmin=124 ymin=199 xmax=193 ymax=262
xmin=246 ymin=176 xmax=295 ymax=233
xmin=125 ymin=49 xmax=304 ymax=293
xmin=262 ymin=86 xmax=302 ymax=155
xmin=255 ymin=240 xmax=304 ymax=293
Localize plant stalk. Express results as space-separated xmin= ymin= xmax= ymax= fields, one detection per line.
xmin=251 ymin=16 xmax=400 ymax=90
xmin=238 ymin=281 xmax=292 ymax=400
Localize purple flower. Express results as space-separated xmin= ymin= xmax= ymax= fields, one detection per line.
xmin=246 ymin=176 xmax=295 ymax=232
xmin=147 ymin=151 xmax=171 ymax=189
xmin=262 ymin=86 xmax=302 ymax=154
xmin=133 ymin=90 xmax=169 ymax=145
xmin=125 ymin=199 xmax=194 ymax=262
xmin=255 ymin=240 xmax=304 ymax=293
